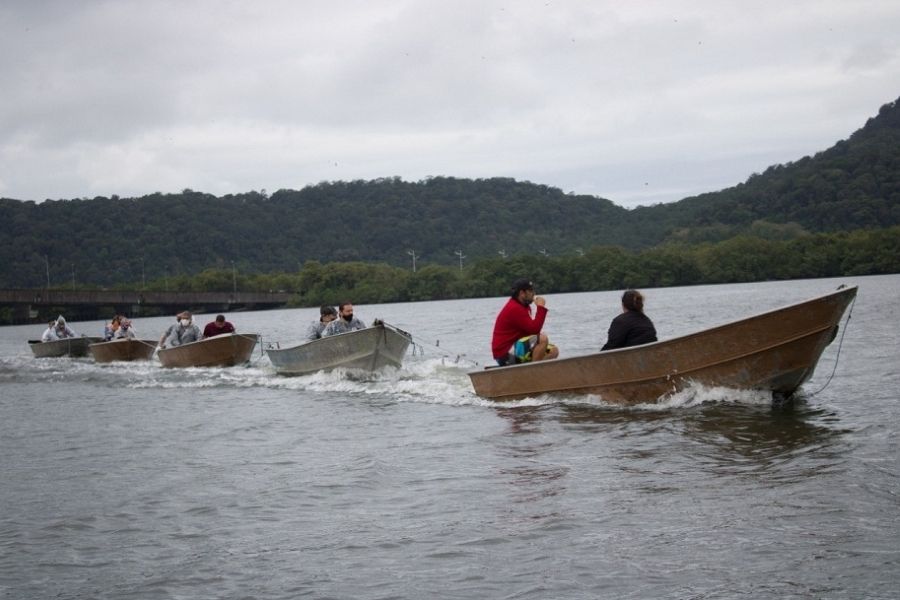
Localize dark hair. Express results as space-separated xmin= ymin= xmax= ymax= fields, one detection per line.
xmin=338 ymin=301 xmax=353 ymax=312
xmin=320 ymin=305 xmax=336 ymax=316
xmin=215 ymin=314 xmax=226 ymax=322
xmin=622 ymin=289 xmax=645 ymax=312
xmin=510 ymin=278 xmax=534 ymax=297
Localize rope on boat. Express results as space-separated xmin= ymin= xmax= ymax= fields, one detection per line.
xmin=407 ymin=333 xmax=482 ymax=368
xmin=241 ymin=321 xmax=480 ymax=369
xmin=805 ymin=291 xmax=856 ymax=398
xmin=247 ymin=334 xmax=267 ymax=366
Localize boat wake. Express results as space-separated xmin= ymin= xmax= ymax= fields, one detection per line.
xmin=118 ymin=355 xmax=488 ymax=406
xmin=251 ymin=357 xmax=489 ymax=406
xmin=480 ymin=382 xmax=775 ymax=411
xmin=640 ymin=383 xmax=775 ymax=410
xmin=0 ymin=355 xmax=776 ymax=409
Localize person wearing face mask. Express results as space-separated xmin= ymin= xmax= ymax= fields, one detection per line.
xmin=322 ymin=302 xmax=366 ymax=337
xmin=158 ymin=310 xmax=202 ymax=349
xmin=306 ymin=305 xmax=338 ymax=341
xmin=491 ymin=278 xmax=559 ymax=367
xmin=114 ymin=317 xmax=137 ymax=340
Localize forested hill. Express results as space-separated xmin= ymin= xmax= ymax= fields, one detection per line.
xmin=1 ymin=96 xmax=898 ymax=288
xmin=0 ymin=179 xmax=631 ymax=287
xmin=638 ymin=96 xmax=900 ymax=243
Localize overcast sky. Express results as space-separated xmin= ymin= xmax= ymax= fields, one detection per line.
xmin=1 ymin=1 xmax=898 ymax=208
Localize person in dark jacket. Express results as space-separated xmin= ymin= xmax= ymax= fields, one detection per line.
xmin=601 ymin=289 xmax=657 ymax=350
xmin=203 ymin=314 xmax=236 ymax=338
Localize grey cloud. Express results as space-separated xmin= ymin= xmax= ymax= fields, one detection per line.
xmin=1 ymin=0 xmax=899 ymax=206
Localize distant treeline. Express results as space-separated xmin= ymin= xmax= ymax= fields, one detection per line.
xmin=0 ymin=95 xmax=900 ymax=296
xmin=124 ymin=227 xmax=899 ymax=306
xmin=1 ymin=96 xmax=898 ymax=289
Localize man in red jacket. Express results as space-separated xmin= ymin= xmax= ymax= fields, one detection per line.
xmin=491 ymin=278 xmax=559 ymax=366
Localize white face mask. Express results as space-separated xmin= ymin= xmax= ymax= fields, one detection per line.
xmin=180 ymin=318 xmax=190 ymax=327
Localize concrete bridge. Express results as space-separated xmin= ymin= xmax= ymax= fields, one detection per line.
xmin=0 ymin=289 xmax=295 ymax=324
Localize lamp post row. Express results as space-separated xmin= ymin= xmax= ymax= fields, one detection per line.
xmin=42 ymin=246 xmax=580 ymax=289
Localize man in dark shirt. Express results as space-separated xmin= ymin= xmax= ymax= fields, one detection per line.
xmin=203 ymin=314 xmax=236 ymax=338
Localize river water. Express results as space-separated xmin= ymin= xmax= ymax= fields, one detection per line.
xmin=1 ymin=275 xmax=898 ymax=599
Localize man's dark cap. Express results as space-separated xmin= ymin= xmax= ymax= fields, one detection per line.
xmin=510 ymin=278 xmax=534 ymax=296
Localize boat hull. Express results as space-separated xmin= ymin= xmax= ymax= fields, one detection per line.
xmin=267 ymin=322 xmax=412 ymax=376
xmin=28 ymin=337 xmax=100 ymax=358
xmin=157 ymin=333 xmax=259 ymax=368
xmin=469 ymin=286 xmax=857 ymax=404
xmin=89 ymin=338 xmax=158 ymax=363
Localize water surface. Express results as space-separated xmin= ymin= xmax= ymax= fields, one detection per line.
xmin=1 ymin=275 xmax=898 ymax=599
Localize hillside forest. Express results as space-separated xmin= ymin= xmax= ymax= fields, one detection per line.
xmin=0 ymin=96 xmax=898 ymax=308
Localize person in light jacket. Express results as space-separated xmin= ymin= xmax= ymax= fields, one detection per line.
xmin=114 ymin=318 xmax=136 ymax=340
xmin=52 ymin=316 xmax=77 ymax=339
xmin=103 ymin=315 xmax=122 ymax=341
xmin=159 ymin=311 xmax=201 ymax=348
xmin=306 ymin=305 xmax=337 ymax=341
xmin=41 ymin=320 xmax=58 ymax=342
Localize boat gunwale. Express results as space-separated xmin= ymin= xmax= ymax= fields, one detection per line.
xmin=266 ymin=322 xmax=412 ymax=375
xmin=88 ymin=338 xmax=159 ymax=362
xmin=158 ymin=332 xmax=260 ymax=352
xmin=28 ymin=336 xmax=99 ymax=345
xmin=480 ymin=324 xmax=841 ymax=399
xmin=157 ymin=332 xmax=260 ymax=367
xmin=28 ymin=336 xmax=101 ymax=357
xmin=89 ymin=338 xmax=158 ymax=349
xmin=266 ymin=322 xmax=412 ymax=355
xmin=469 ymin=285 xmax=857 ymax=377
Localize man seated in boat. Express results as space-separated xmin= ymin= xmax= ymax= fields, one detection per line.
xmin=158 ymin=311 xmax=202 ymax=348
xmin=103 ymin=314 xmax=122 ymax=341
xmin=306 ymin=305 xmax=337 ymax=341
xmin=203 ymin=314 xmax=236 ymax=338
xmin=491 ymin=279 xmax=559 ymax=366
xmin=601 ymin=289 xmax=657 ymax=350
xmin=322 ymin=302 xmax=366 ymax=336
xmin=114 ymin=318 xmax=136 ymax=340
xmin=40 ymin=320 xmax=58 ymax=342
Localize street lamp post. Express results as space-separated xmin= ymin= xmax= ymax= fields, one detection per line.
xmin=454 ymin=250 xmax=466 ymax=271
xmin=407 ymin=250 xmax=418 ymax=272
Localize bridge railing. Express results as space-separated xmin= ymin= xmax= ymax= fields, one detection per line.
xmin=0 ymin=289 xmax=295 ymax=306
xmin=0 ymin=289 xmax=297 ymax=324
